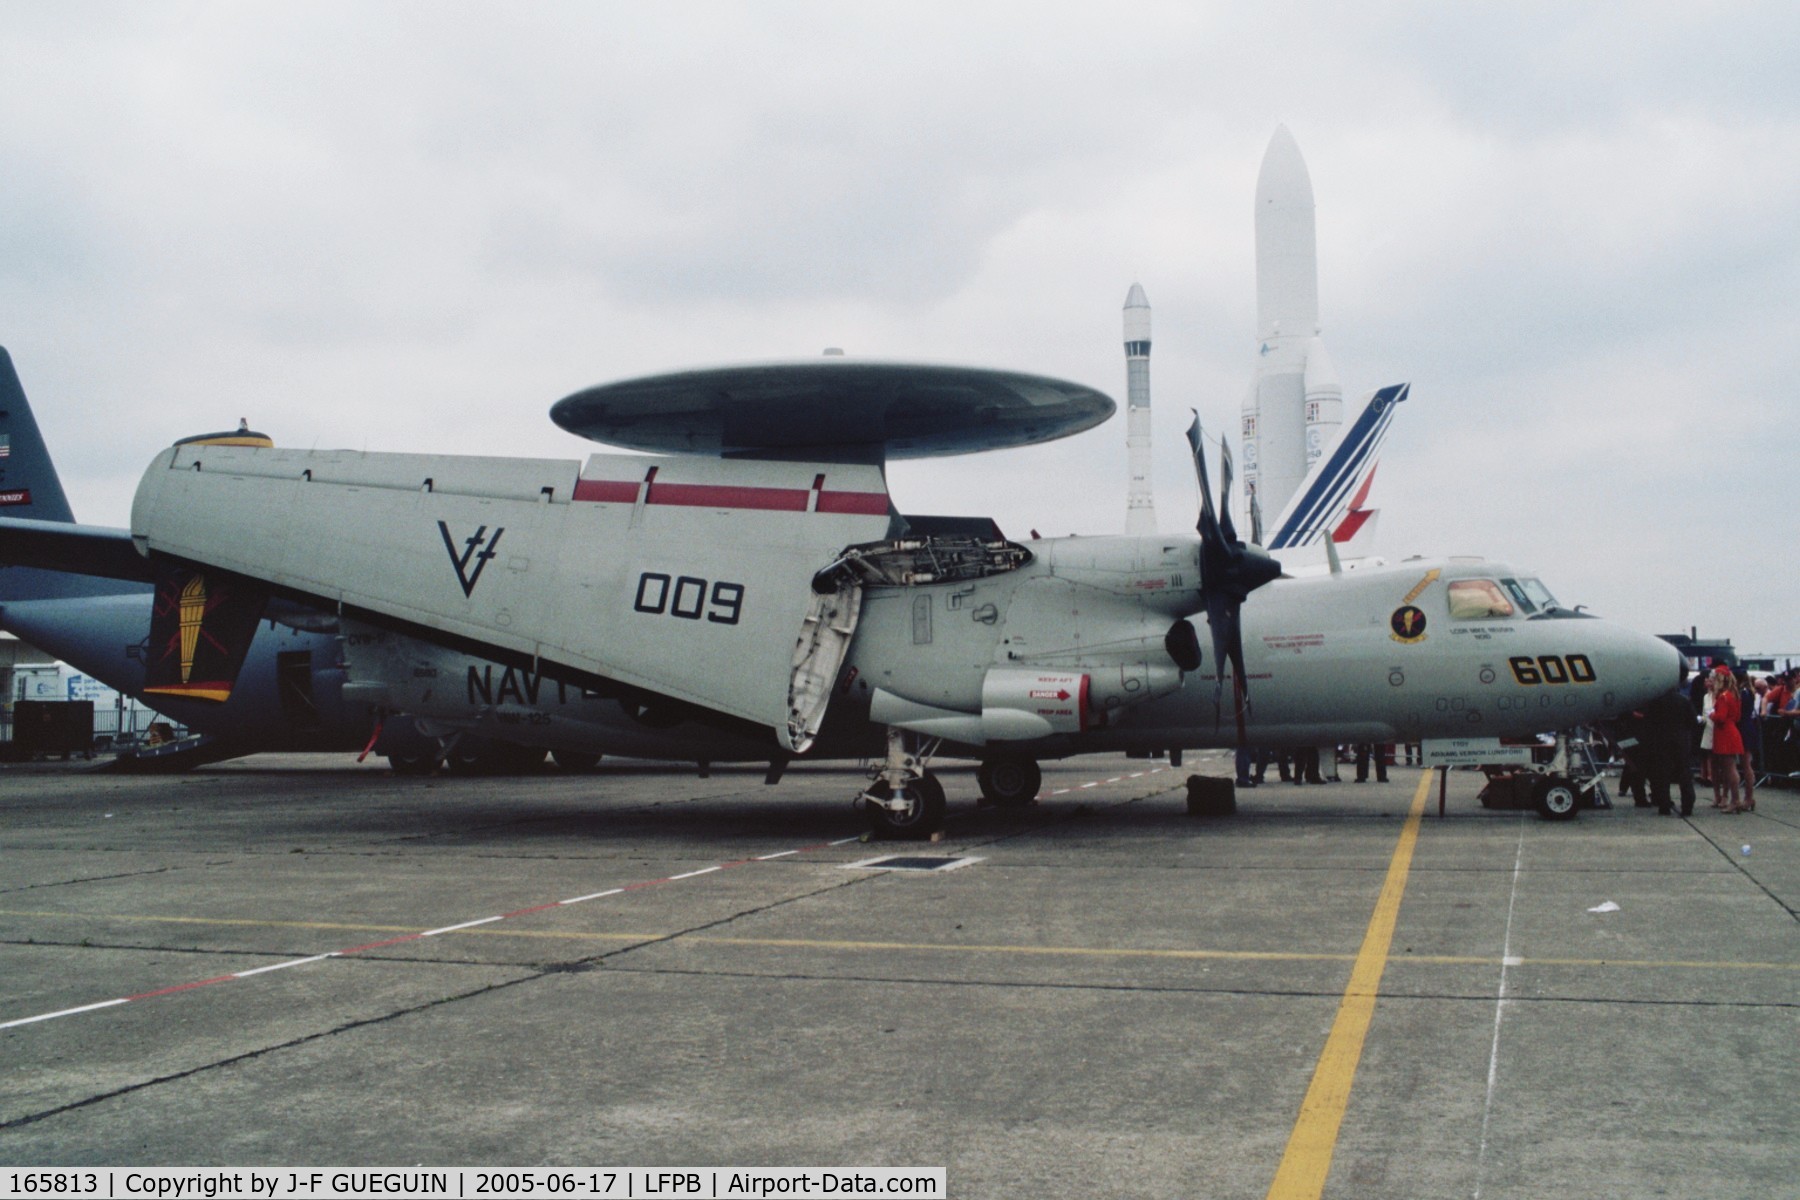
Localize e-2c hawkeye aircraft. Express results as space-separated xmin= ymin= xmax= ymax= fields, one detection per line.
xmin=0 ymin=349 xmax=1406 ymax=783
xmin=2 ymin=355 xmax=1678 ymax=835
xmin=0 ymin=347 xmax=1399 ymax=781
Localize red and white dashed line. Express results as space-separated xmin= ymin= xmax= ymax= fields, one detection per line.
xmin=4 ymin=763 xmax=1180 ymax=1031
xmin=1 ymin=834 xmax=864 ymax=1032
xmin=1046 ymin=763 xmax=1167 ymax=797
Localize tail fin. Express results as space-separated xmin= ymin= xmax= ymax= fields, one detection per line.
xmin=1265 ymin=382 xmax=1408 ymax=552
xmin=143 ymin=563 xmax=267 ymax=703
xmin=0 ymin=347 xmax=78 ymax=523
xmin=0 ymin=347 xmax=146 ymax=602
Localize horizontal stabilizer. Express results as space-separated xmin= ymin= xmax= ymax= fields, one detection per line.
xmin=0 ymin=518 xmax=153 ymax=583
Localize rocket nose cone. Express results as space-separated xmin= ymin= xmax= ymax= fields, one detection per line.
xmin=1257 ymin=125 xmax=1314 ymax=206
xmin=1123 ymin=283 xmax=1152 ymax=343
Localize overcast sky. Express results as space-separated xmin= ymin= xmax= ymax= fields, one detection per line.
xmin=3 ymin=2 xmax=1796 ymax=654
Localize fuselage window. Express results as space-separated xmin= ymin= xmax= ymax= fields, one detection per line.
xmin=1447 ymin=578 xmax=1514 ymax=620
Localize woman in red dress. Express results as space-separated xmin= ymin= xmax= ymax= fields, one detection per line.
xmin=1708 ymin=668 xmax=1746 ymax=813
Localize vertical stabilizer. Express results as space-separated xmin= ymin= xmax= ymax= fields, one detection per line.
xmin=0 ymin=348 xmax=78 ymax=523
xmin=1266 ymin=382 xmax=1409 ymax=553
xmin=0 ymin=348 xmax=145 ymax=602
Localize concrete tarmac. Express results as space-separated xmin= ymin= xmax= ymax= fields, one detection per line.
xmin=1 ymin=752 xmax=1794 ymax=1198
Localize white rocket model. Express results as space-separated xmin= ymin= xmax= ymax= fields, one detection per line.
xmin=1123 ymin=283 xmax=1155 ymax=534
xmin=1240 ymin=125 xmax=1344 ymax=527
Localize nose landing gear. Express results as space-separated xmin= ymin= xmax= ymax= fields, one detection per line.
xmin=859 ymin=728 xmax=948 ymax=839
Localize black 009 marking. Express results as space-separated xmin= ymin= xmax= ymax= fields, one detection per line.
xmin=633 ymin=572 xmax=744 ymax=625
xmin=1508 ymin=654 xmax=1597 ymax=686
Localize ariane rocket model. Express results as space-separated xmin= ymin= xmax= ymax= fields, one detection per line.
xmin=1240 ymin=125 xmax=1343 ymax=528
xmin=1122 ymin=282 xmax=1154 ymax=535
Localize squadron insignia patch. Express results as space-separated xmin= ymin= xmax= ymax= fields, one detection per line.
xmin=1390 ymin=605 xmax=1428 ymax=644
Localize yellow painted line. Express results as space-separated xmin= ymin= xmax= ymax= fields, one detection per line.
xmin=1265 ymin=771 xmax=1431 ymax=1200
xmin=694 ymin=935 xmax=1353 ymax=963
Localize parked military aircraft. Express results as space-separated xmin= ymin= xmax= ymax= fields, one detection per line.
xmin=0 ymin=347 xmax=1395 ymax=783
xmin=2 ymin=351 xmax=1678 ymax=835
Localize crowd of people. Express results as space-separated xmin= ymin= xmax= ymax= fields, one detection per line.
xmin=1227 ymin=663 xmax=1799 ymax=816
xmin=1616 ymin=664 xmax=1798 ymax=816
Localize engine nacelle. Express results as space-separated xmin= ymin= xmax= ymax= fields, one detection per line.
xmin=979 ymin=663 xmax=1184 ymax=741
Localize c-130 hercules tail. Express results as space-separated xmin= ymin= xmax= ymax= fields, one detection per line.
xmin=0 ymin=348 xmax=380 ymax=765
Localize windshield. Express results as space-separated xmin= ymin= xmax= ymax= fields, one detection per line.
xmin=1517 ymin=577 xmax=1559 ymax=610
xmin=1499 ymin=578 xmax=1536 ymax=615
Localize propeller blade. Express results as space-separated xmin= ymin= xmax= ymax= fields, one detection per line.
xmin=1218 ymin=435 xmax=1237 ymax=545
xmin=1186 ymin=412 xmax=1219 ymax=539
xmin=1184 ymin=411 xmax=1282 ymax=743
xmin=1250 ymin=487 xmax=1264 ymax=546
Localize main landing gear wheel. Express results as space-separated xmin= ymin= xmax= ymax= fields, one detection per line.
xmin=1534 ymin=776 xmax=1580 ymax=821
xmin=863 ymin=772 xmax=947 ymax=840
xmin=447 ymin=738 xmax=548 ymax=775
xmin=977 ymin=756 xmax=1041 ymax=808
xmin=386 ymin=750 xmax=434 ymax=776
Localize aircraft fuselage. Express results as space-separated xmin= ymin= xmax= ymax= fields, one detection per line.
xmin=338 ymin=549 xmax=1678 ymax=762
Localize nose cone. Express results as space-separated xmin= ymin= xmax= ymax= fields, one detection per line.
xmin=1123 ymin=283 xmax=1151 ymax=345
xmin=1255 ymin=125 xmax=1319 ymax=340
xmin=1600 ymin=623 xmax=1684 ymax=715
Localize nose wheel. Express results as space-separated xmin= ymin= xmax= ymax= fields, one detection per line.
xmin=859 ymin=728 xmax=948 ymax=839
xmin=861 ymin=773 xmax=947 ymax=838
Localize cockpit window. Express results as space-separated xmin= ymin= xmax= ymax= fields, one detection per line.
xmin=1517 ymin=577 xmax=1559 ymax=611
xmin=1499 ymin=578 xmax=1537 ymax=615
xmin=1447 ymin=578 xmax=1515 ymax=620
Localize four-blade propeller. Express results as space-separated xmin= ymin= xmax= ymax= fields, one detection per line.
xmin=1183 ymin=412 xmax=1283 ymax=726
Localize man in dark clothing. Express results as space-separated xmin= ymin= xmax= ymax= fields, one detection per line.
xmin=1610 ymin=710 xmax=1651 ymax=806
xmin=1354 ymin=743 xmax=1389 ymax=783
xmin=1291 ymin=745 xmax=1326 ymax=785
xmin=1644 ymin=682 xmax=1699 ymax=816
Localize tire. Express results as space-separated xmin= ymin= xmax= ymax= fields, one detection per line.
xmin=1535 ymin=776 xmax=1580 ymax=820
xmin=446 ymin=738 xmax=545 ymax=775
xmin=445 ymin=740 xmax=492 ymax=775
xmin=863 ymin=773 xmax=948 ymax=839
xmin=977 ymin=755 xmax=1041 ymax=808
xmin=377 ymin=720 xmax=439 ymax=776
xmin=386 ymin=750 xmax=435 ymax=776
xmin=553 ymin=750 xmax=603 ymax=772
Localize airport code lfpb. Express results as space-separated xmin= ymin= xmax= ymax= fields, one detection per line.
xmin=0 ymin=1172 xmax=946 ymax=1200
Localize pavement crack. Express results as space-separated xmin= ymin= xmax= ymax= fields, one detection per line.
xmin=0 ymin=866 xmax=179 ymax=897
xmin=0 ymin=972 xmax=544 ymax=1132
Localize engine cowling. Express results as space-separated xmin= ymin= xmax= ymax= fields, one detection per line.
xmin=980 ymin=664 xmax=1184 ymax=740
